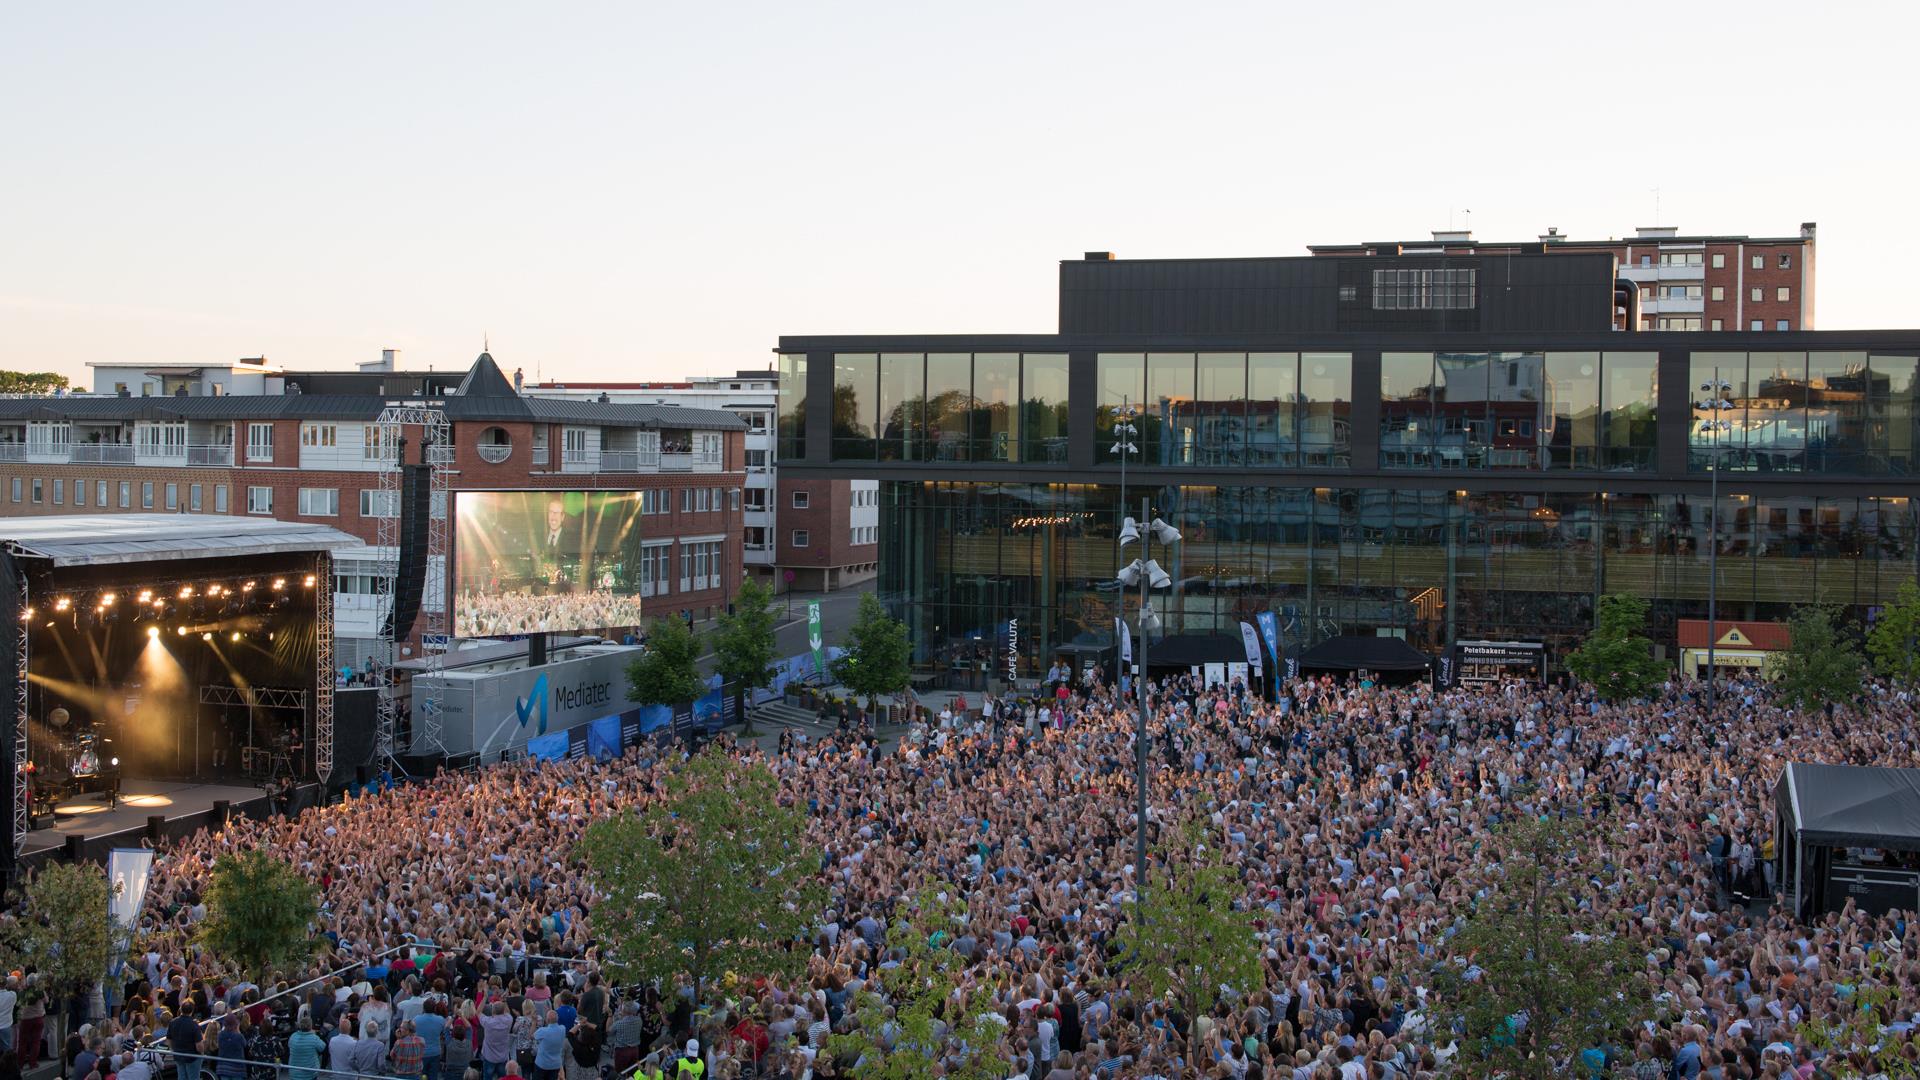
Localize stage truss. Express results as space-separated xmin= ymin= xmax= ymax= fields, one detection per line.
xmin=10 ymin=565 xmax=26 ymax=871
xmin=373 ymin=405 xmax=450 ymax=773
xmin=314 ymin=550 xmax=333 ymax=783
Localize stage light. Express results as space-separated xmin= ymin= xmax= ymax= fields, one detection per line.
xmin=243 ymin=581 xmax=257 ymax=592
xmin=101 ymin=593 xmax=116 ymax=606
xmin=303 ymin=574 xmax=316 ymax=588
xmin=272 ymin=578 xmax=286 ymax=591
xmin=146 ymin=626 xmax=159 ymax=639
xmin=206 ymin=584 xmax=222 ymax=597
xmin=151 ymin=598 xmax=165 ymax=609
xmin=176 ymin=626 xmax=188 ymax=637
xmin=54 ymin=597 xmax=71 ymax=612
xmin=19 ymin=607 xmax=32 ymax=621
xmin=201 ymin=632 xmax=213 ymax=641
xmin=137 ymin=589 xmax=152 ymax=603
xmin=178 ymin=586 xmax=193 ymax=600
xmin=109 ymin=757 xmax=117 ymax=767
xmin=230 ymin=631 xmax=241 ymax=642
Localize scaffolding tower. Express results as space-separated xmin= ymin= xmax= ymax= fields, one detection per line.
xmin=372 ymin=405 xmax=451 ymax=772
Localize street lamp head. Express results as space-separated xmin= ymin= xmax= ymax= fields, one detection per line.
xmin=1148 ymin=518 xmax=1182 ymax=546
xmin=1116 ymin=559 xmax=1144 ymax=587
xmin=1118 ymin=517 xmax=1142 ymax=546
xmin=1144 ymin=559 xmax=1173 ymax=590
xmin=1139 ymin=603 xmax=1163 ymax=634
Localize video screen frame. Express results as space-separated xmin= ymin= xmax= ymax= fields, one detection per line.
xmin=451 ymin=489 xmax=651 ymax=637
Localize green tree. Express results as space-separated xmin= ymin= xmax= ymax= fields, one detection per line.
xmin=1566 ymin=593 xmax=1667 ymax=701
xmin=832 ymin=592 xmax=911 ymax=712
xmin=628 ymin=614 xmax=705 ymax=706
xmin=577 ymin=750 xmax=822 ymax=1009
xmin=709 ymin=578 xmax=779 ymax=734
xmin=1118 ymin=816 xmax=1263 ymax=1046
xmin=1769 ymin=603 xmax=1864 ymax=710
xmin=1431 ymin=814 xmax=1650 ymax=1080
xmin=2 ymin=863 xmax=116 ymax=1049
xmin=0 ymin=371 xmax=70 ymax=395
xmin=829 ymin=885 xmax=1007 ymax=1080
xmin=1866 ymin=580 xmax=1920 ymax=686
xmin=1799 ymin=953 xmax=1920 ymax=1078
xmin=197 ymin=848 xmax=320 ymax=983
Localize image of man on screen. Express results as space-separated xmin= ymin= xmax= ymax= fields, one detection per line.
xmin=533 ymin=497 xmax=583 ymax=592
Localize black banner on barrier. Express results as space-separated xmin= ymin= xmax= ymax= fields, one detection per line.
xmin=620 ymin=712 xmax=643 ymax=751
xmin=565 ymin=724 xmax=588 ymax=760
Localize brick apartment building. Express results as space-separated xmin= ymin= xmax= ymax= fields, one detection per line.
xmin=0 ymin=351 xmax=748 ymax=664
xmin=529 ymin=370 xmax=879 ymax=593
xmin=1310 ymin=222 xmax=1817 ymax=332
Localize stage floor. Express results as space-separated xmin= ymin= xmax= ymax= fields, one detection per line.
xmin=23 ymin=779 xmax=269 ymax=854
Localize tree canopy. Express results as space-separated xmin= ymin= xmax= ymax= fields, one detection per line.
xmin=628 ymin=614 xmax=705 ymax=706
xmin=577 ymin=750 xmax=822 ymax=1008
xmin=1118 ymin=815 xmax=1263 ymax=1044
xmin=1769 ymin=603 xmax=1864 ymax=710
xmin=710 ymin=579 xmax=779 ymax=731
xmin=0 ymin=371 xmax=70 ymax=395
xmin=1566 ymin=593 xmax=1666 ymax=701
xmin=196 ymin=848 xmax=320 ymax=983
xmin=832 ymin=592 xmax=911 ymax=708
xmin=1431 ymin=813 xmax=1650 ymax=1080
xmin=3 ymin=862 xmax=116 ymax=1025
xmin=1866 ymin=580 xmax=1920 ymax=686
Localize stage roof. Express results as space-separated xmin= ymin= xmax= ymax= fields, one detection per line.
xmin=2 ymin=515 xmax=361 ymax=567
xmin=1776 ymin=762 xmax=1920 ymax=851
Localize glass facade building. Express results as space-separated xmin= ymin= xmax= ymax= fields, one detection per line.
xmin=777 ymin=255 xmax=1920 ymax=684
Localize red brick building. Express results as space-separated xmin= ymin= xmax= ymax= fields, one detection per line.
xmin=0 ymin=353 xmax=747 ymax=665
xmin=1311 ymin=222 xmax=1818 ymax=332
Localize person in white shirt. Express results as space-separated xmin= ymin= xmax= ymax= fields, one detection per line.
xmin=0 ymin=975 xmax=18 ymax=1055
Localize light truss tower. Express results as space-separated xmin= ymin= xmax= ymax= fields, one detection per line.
xmin=372 ymin=404 xmax=451 ymax=772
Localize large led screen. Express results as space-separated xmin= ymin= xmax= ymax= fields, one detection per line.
xmin=453 ymin=490 xmax=648 ymax=637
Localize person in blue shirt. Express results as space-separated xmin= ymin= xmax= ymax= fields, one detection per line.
xmin=413 ymin=1003 xmax=448 ymax=1080
xmin=532 ymin=1010 xmax=568 ymax=1080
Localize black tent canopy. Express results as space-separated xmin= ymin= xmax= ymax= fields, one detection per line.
xmin=1298 ymin=634 xmax=1431 ymax=672
xmin=1141 ymin=633 xmax=1245 ymax=669
xmin=1775 ymin=763 xmax=1920 ymax=851
xmin=1774 ymin=762 xmax=1920 ymax=919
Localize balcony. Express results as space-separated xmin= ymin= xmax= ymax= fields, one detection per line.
xmin=186 ymin=444 xmax=234 ymax=467
xmin=477 ymin=444 xmax=511 ymax=464
xmin=599 ymin=449 xmax=662 ymax=472
xmin=0 ymin=444 xmax=25 ymax=462
xmin=660 ymin=451 xmax=722 ymax=472
xmin=532 ymin=447 xmax=549 ymax=466
xmin=1620 ymin=263 xmax=1706 ymax=283
xmin=73 ymin=444 xmax=135 ymax=464
xmin=1642 ymin=296 xmax=1705 ymax=315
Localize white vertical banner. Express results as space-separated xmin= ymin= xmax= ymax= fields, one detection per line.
xmin=106 ymin=848 xmax=156 ymax=977
xmin=1117 ymin=618 xmax=1132 ymax=665
xmin=1239 ymin=622 xmax=1263 ymax=674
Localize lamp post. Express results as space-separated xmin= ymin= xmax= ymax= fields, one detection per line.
xmin=1118 ymin=506 xmax=1179 ymax=893
xmin=1695 ymin=374 xmax=1734 ymax=714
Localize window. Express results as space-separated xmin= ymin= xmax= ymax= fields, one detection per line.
xmin=165 ymin=482 xmax=178 ymax=510
xmin=1751 ymin=320 xmax=1764 ymax=331
xmin=1751 ymin=254 xmax=1764 ymax=270
xmin=562 ymin=427 xmax=591 ymax=464
xmin=1660 ymin=285 xmax=1701 ymax=300
xmin=189 ymin=483 xmax=202 ymax=511
xmin=52 ymin=479 xmax=62 ymax=505
xmin=298 ymin=488 xmax=339 ymax=516
xmin=119 ymin=481 xmax=130 ymax=508
xmin=1712 ymin=253 xmax=1726 ymax=269
xmin=247 ymin=486 xmax=273 ymax=514
xmin=744 ymin=526 xmax=769 ymax=549
xmin=1638 ymin=287 xmax=1650 ymax=302
xmin=744 ymin=489 xmax=769 ymax=511
xmin=301 ymin=424 xmax=337 ymax=448
xmin=790 ymin=529 xmax=810 ymax=548
xmin=214 ymin=484 xmax=227 ymax=513
xmin=698 ymin=432 xmax=722 ymax=461
xmin=30 ymin=479 xmax=42 ymax=504
xmin=7 ymin=478 xmax=17 ymax=503
xmin=1659 ymin=251 xmax=1703 ymax=266
xmin=73 ymin=479 xmax=84 ymax=507
xmin=1370 ymin=267 xmax=1476 ymax=310
xmin=639 ymin=543 xmax=673 ymax=597
xmin=1777 ymin=320 xmax=1790 ymax=331
xmin=1711 ymin=286 xmax=1725 ymax=301
xmin=1711 ymin=319 xmax=1724 ymax=331
xmin=246 ymin=423 xmax=274 ymax=462
xmin=1777 ymin=286 xmax=1791 ymax=302
xmin=728 ymin=488 xmax=740 ymax=511
xmin=1657 ymin=317 xmax=1703 ymax=331
xmin=141 ymin=482 xmax=153 ymax=509
xmin=1639 ymin=254 xmax=1652 ymax=267
xmin=1338 ymin=284 xmax=1358 ymax=302
xmin=1779 ymin=254 xmax=1793 ymax=269
xmin=96 ymin=480 xmax=106 ymax=507
xmin=1751 ymin=287 xmax=1764 ymax=303
xmin=791 ymin=490 xmax=810 ymax=509
xmin=359 ymin=489 xmax=397 ymax=518
xmin=746 ymin=449 xmax=768 ymax=468
xmin=137 ymin=423 xmax=187 ymax=457
xmin=362 ymin=425 xmax=397 ymax=462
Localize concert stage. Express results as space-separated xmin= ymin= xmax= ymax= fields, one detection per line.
xmin=20 ymin=779 xmax=271 ymax=865
xmin=1 ymin=515 xmax=359 ymax=877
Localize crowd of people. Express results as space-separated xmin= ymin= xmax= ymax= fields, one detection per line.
xmin=20 ymin=670 xmax=1920 ymax=1079
xmin=453 ymin=590 xmax=646 ymax=637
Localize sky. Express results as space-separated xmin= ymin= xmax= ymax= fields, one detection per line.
xmin=4 ymin=1 xmax=1918 ymax=385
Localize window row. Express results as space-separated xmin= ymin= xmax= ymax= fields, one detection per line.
xmin=9 ymin=476 xmax=227 ymax=512
xmin=1098 ymin=352 xmax=1354 ymax=468
xmin=1689 ymin=351 xmax=1920 ymax=475
xmin=829 ymin=352 xmax=1070 ymax=464
xmin=1380 ymin=351 xmax=1658 ymax=471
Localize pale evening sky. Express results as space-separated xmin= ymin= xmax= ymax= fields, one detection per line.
xmin=4 ymin=1 xmax=1917 ymax=385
